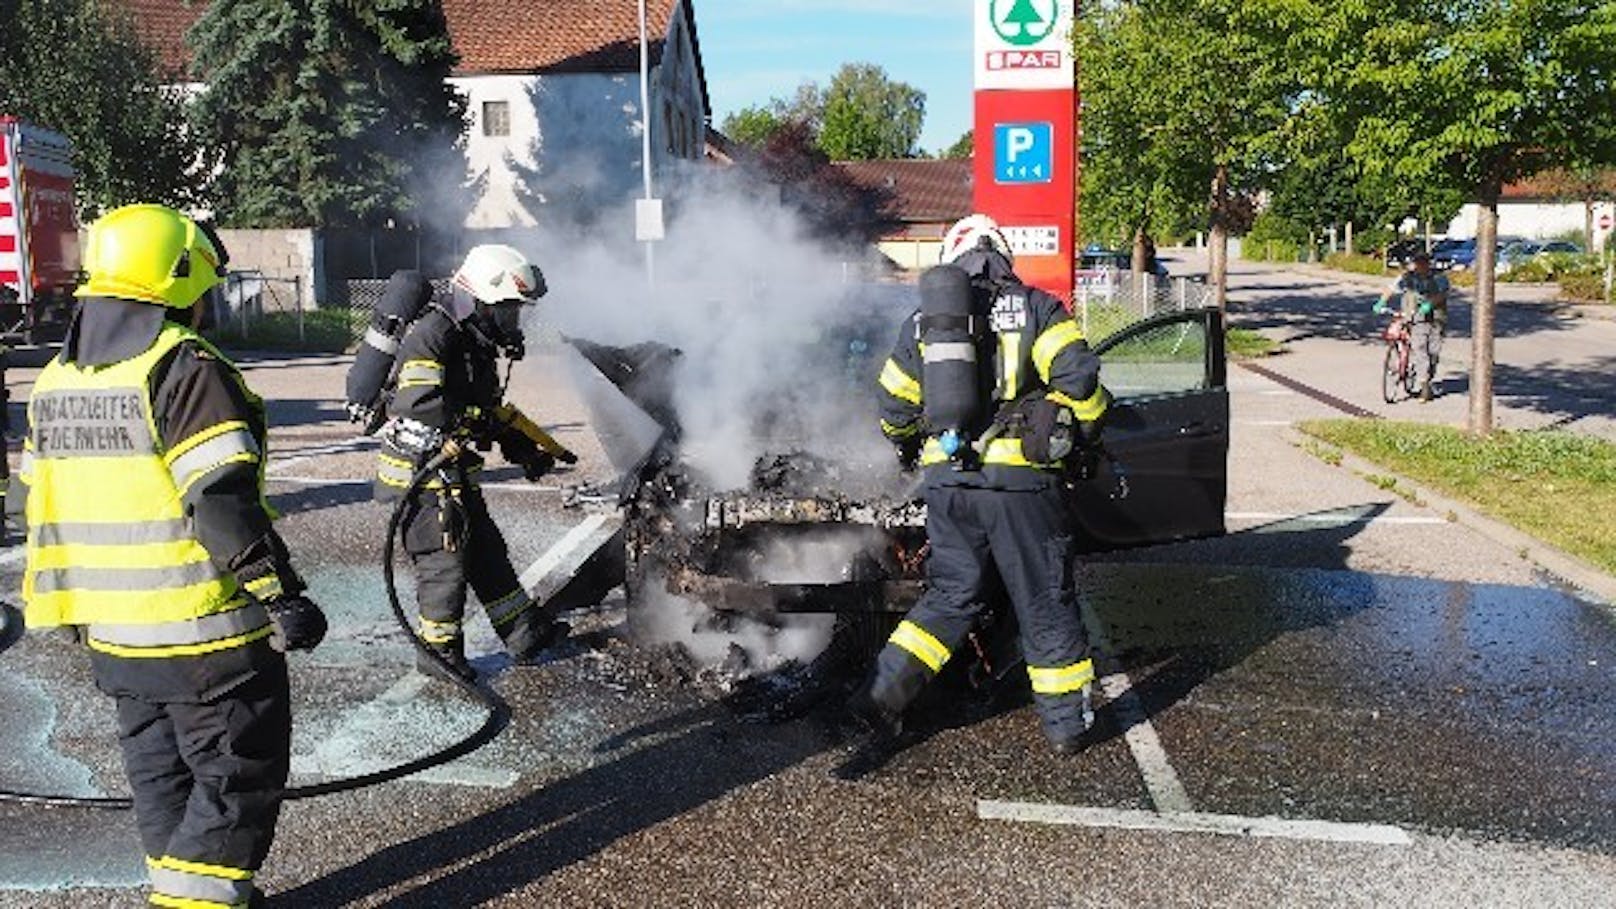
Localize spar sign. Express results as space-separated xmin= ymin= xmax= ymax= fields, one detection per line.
xmin=973 ymin=0 xmax=1076 ymax=300
xmin=975 ymin=0 xmax=1074 ymax=91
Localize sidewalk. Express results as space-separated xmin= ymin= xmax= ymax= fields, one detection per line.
xmin=1212 ymin=258 xmax=1616 ymax=605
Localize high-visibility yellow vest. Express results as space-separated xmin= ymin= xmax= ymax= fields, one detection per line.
xmin=22 ymin=323 xmax=270 ymax=658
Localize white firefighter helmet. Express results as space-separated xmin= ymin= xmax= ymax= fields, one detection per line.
xmin=940 ymin=213 xmax=1013 ymax=266
xmin=452 ymin=244 xmax=547 ymax=307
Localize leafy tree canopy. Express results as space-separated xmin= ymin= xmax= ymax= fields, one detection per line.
xmin=0 ymin=0 xmax=198 ymax=216
xmin=188 ymin=0 xmax=468 ymax=228
xmin=721 ymin=62 xmax=926 ymax=161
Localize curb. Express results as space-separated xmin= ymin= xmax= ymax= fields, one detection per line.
xmin=1283 ymin=426 xmax=1616 ymax=607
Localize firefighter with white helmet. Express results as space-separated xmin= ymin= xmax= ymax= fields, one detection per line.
xmin=376 ymin=243 xmax=565 ymax=682
xmin=844 ymin=212 xmax=1110 ymax=775
xmin=19 ymin=203 xmax=323 ymax=906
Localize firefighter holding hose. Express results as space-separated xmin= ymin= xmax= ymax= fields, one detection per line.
xmin=849 ymin=214 xmax=1110 ymax=772
xmin=19 ymin=204 xmax=325 ymax=906
xmin=374 ymin=244 xmax=567 ymax=683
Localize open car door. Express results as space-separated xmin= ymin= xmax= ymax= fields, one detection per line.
xmin=1069 ymin=308 xmax=1229 ymax=552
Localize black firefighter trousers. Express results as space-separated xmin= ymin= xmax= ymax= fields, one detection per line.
xmin=868 ymin=482 xmax=1096 ymax=744
xmin=401 ymin=485 xmax=543 ymax=656
xmin=114 ymin=660 xmax=290 ymax=906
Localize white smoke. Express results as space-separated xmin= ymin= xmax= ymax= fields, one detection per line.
xmin=636 ymin=576 xmax=837 ymax=675
xmin=508 ymin=164 xmax=906 ymax=491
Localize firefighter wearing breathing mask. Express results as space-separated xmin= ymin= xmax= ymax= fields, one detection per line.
xmin=850 ymin=214 xmax=1111 ymax=768
xmin=375 ymin=243 xmax=565 ymax=683
xmin=19 ymin=204 xmax=324 ymax=907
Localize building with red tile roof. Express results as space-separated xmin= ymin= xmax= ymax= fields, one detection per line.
xmin=834 ymin=159 xmax=975 ymax=270
xmin=111 ymin=0 xmax=710 ymax=228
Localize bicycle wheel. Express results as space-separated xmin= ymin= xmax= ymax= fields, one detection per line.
xmin=1402 ymin=342 xmax=1419 ymax=396
xmin=1382 ymin=343 xmax=1401 ymax=403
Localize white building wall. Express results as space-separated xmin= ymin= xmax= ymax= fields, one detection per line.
xmin=456 ymin=5 xmax=708 ymax=230
xmin=1445 ymin=200 xmax=1616 ymax=251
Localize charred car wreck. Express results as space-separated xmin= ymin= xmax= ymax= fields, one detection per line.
xmin=558 ymin=298 xmax=1233 ymax=688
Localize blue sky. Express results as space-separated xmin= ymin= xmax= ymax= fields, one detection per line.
xmin=694 ymin=0 xmax=975 ymax=155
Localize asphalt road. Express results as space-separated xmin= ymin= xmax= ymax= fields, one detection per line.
xmin=3 ymin=287 xmax=1616 ymax=907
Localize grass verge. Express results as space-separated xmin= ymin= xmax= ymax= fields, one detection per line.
xmin=1299 ymin=419 xmax=1616 ymax=575
xmin=210 ymin=308 xmax=365 ymax=353
xmin=1227 ymin=327 xmax=1280 ymax=358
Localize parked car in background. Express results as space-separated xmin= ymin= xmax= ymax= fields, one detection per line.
xmin=1075 ymin=248 xmax=1170 ymax=300
xmin=1386 ymin=237 xmax=1442 ymax=269
xmin=1497 ymin=240 xmax=1543 ymax=274
xmin=1536 ymin=240 xmax=1584 ymax=256
xmin=1434 ymin=236 xmax=1527 ymax=271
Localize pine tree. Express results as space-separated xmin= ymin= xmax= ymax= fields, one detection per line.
xmin=188 ymin=0 xmax=468 ymax=228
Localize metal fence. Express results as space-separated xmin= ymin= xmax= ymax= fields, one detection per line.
xmin=216 ymin=271 xmax=308 ymax=343
xmin=1075 ymin=274 xmax=1215 ymax=343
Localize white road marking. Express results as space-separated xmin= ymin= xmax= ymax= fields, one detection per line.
xmin=267 ymin=439 xmax=377 ymax=474
xmin=1227 ymin=511 xmax=1447 ymax=526
xmin=977 ymin=801 xmax=1412 ymax=846
xmin=518 ymin=513 xmax=619 ymax=598
xmin=290 ymin=672 xmax=517 ymax=789
xmin=265 ymin=475 xmax=561 ymax=493
xmin=1081 ymin=601 xmax=1193 ymax=813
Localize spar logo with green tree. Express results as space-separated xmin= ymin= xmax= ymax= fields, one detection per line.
xmin=991 ymin=0 xmax=1058 ymax=47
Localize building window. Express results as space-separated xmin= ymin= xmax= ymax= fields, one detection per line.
xmin=482 ymin=101 xmax=510 ymax=137
xmin=664 ymin=101 xmax=675 ymax=154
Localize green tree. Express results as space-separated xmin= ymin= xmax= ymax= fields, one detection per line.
xmin=1075 ymin=0 xmax=1303 ymax=303
xmin=817 ymin=63 xmax=926 ymax=160
xmin=941 ymin=130 xmax=974 ymax=160
xmin=188 ymin=0 xmax=468 ymax=228
xmin=0 ymin=0 xmax=198 ymax=216
xmin=721 ymin=105 xmax=786 ymax=148
xmin=1317 ymin=0 xmax=1616 ymax=434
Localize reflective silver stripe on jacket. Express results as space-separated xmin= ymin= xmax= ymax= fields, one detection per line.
xmin=363 ymin=326 xmax=401 ymax=355
xmin=168 ymin=429 xmax=259 ymax=490
xmin=88 ymin=602 xmax=269 ymax=648
xmin=30 ymin=389 xmax=154 ymax=459
xmin=922 ymin=342 xmax=977 ymax=364
xmin=32 ymin=560 xmax=222 ymax=595
xmin=34 ymin=518 xmax=192 ymax=547
xmin=148 ymin=864 xmax=255 ymax=906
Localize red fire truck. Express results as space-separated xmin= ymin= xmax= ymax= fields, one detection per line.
xmin=0 ymin=118 xmax=79 ymax=343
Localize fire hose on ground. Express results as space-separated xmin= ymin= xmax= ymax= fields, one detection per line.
xmin=0 ymin=446 xmax=511 ymax=809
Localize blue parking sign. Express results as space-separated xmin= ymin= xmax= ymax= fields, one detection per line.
xmin=994 ymin=122 xmax=1053 ymax=184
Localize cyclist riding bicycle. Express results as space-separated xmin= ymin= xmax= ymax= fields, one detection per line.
xmin=1373 ymin=250 xmax=1450 ymax=402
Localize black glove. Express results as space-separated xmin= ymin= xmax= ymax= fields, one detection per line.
xmin=264 ymin=594 xmax=327 ymax=652
xmin=500 ymin=432 xmax=555 ymax=481
xmin=895 ymin=437 xmax=922 ymax=473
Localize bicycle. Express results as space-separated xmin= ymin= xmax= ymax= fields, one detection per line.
xmin=1379 ymin=312 xmax=1417 ymax=403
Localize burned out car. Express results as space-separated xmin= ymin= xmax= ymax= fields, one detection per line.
xmin=558 ymin=285 xmax=1228 ymax=680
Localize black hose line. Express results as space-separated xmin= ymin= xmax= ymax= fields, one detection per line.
xmin=0 ymin=446 xmax=511 ymax=809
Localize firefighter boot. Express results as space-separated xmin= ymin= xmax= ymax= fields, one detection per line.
xmin=1048 ymin=685 xmax=1097 ymax=756
xmin=416 ymin=638 xmax=477 ymax=684
xmin=503 ymin=610 xmax=569 ymax=664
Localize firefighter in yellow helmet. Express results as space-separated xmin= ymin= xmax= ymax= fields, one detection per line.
xmin=19 ymin=204 xmax=323 ymax=908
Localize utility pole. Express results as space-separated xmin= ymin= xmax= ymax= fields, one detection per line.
xmin=637 ymin=0 xmax=659 ymax=288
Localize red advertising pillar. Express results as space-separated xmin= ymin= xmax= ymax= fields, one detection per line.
xmin=972 ymin=0 xmax=1076 ymax=302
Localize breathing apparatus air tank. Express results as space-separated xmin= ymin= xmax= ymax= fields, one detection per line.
xmin=345 ymin=270 xmax=436 ymax=432
xmin=918 ymin=264 xmax=986 ymax=462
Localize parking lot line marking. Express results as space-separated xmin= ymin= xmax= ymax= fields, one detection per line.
xmin=1227 ymin=511 xmax=1447 ymax=526
xmin=976 ymin=801 xmax=1412 ymax=846
xmin=268 ymin=439 xmax=377 ymax=474
xmin=265 ymin=475 xmax=561 ymax=493
xmin=519 ymin=513 xmax=618 ymax=596
xmin=1082 ymin=601 xmax=1193 ymax=813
